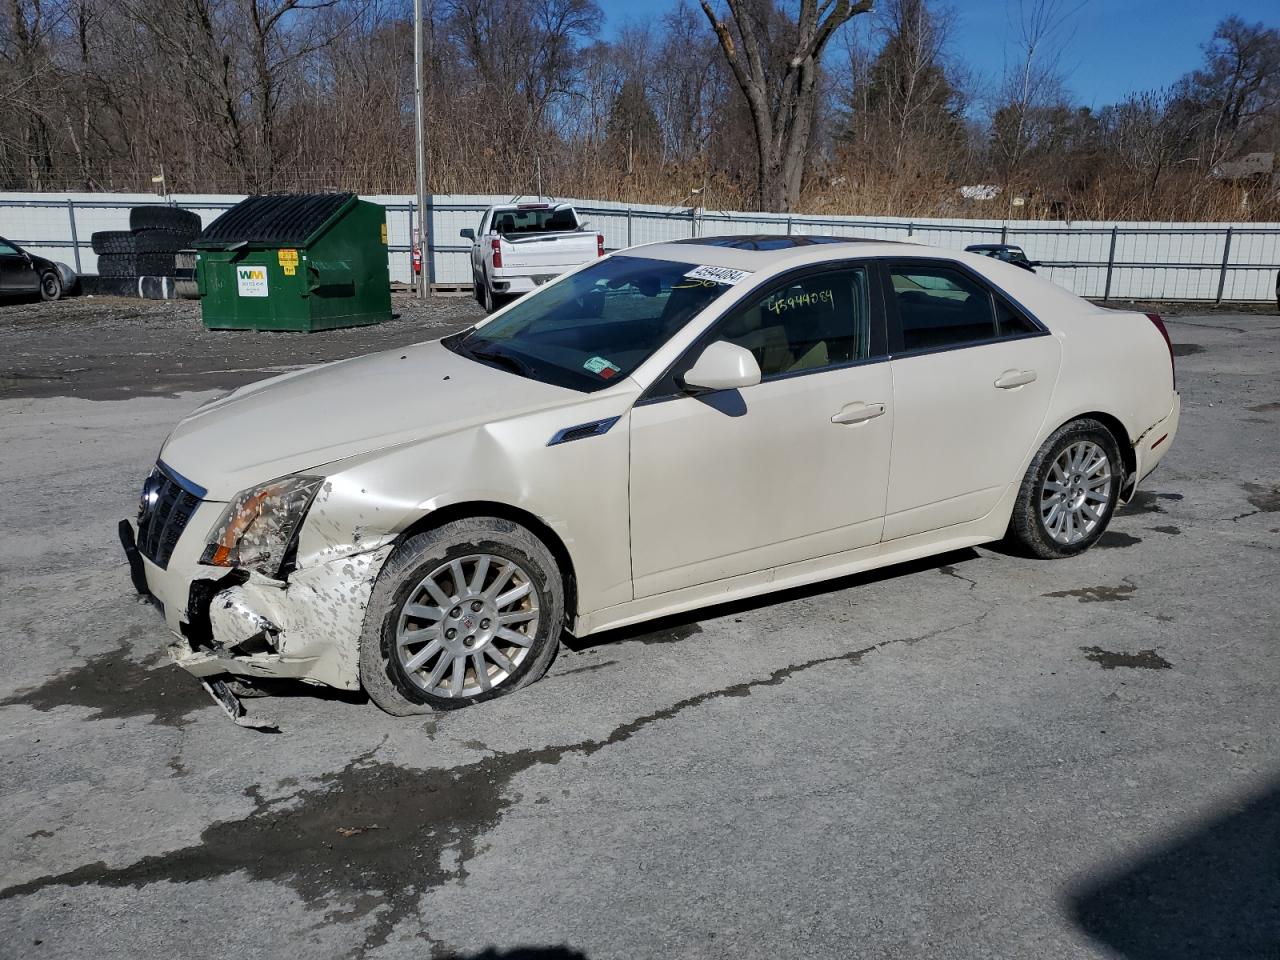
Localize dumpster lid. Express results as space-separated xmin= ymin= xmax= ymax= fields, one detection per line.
xmin=194 ymin=193 xmax=356 ymax=248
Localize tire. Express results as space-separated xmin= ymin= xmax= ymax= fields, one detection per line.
xmin=129 ymin=206 xmax=202 ymax=235
xmin=134 ymin=228 xmax=195 ymax=253
xmin=359 ymin=517 xmax=564 ymax=716
xmin=90 ymin=230 xmax=136 ymax=255
xmin=39 ymin=270 xmax=63 ymax=301
xmin=472 ymin=269 xmax=485 ymax=306
xmin=480 ymin=275 xmax=496 ymax=313
xmin=137 ymin=252 xmax=178 ymax=276
xmin=96 ymin=253 xmax=137 ymax=278
xmin=1008 ymin=418 xmax=1124 ymax=559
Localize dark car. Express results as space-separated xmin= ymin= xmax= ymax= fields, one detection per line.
xmin=965 ymin=243 xmax=1038 ymax=273
xmin=0 ymin=235 xmax=70 ymax=301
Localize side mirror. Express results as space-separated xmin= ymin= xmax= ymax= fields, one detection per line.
xmin=680 ymin=341 xmax=761 ymax=393
xmin=460 ymin=228 xmax=475 ymax=241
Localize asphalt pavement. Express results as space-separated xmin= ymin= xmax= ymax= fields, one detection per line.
xmin=1 ymin=296 xmax=1277 ymax=960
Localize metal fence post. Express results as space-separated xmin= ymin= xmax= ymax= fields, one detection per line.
xmin=66 ymin=198 xmax=82 ymax=274
xmin=690 ymin=208 xmax=696 ymax=238
xmin=786 ymin=216 xmax=793 ymax=235
xmin=1216 ymin=226 xmax=1234 ymax=304
xmin=407 ymin=203 xmax=416 ymax=290
xmin=425 ymin=194 xmax=436 ymax=291
xmin=626 ymin=208 xmax=633 ymax=247
xmin=1103 ymin=226 xmax=1118 ymax=301
xmin=1000 ymin=223 xmax=1008 ymax=244
xmin=907 ymin=221 xmax=914 ymax=238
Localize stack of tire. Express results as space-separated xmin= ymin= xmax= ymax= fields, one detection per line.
xmin=90 ymin=207 xmax=203 ymax=278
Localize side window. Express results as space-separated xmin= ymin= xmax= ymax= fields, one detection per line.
xmin=996 ymin=298 xmax=1039 ymax=337
xmin=711 ymin=267 xmax=872 ymax=379
xmin=890 ymin=265 xmax=997 ymax=351
xmin=0 ymin=241 xmax=18 ymax=255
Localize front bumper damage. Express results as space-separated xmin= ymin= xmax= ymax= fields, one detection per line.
xmin=121 ymin=518 xmax=392 ymax=693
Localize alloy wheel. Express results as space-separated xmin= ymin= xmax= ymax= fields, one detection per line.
xmin=1040 ymin=440 xmax=1113 ymax=545
xmin=394 ymin=554 xmax=540 ymax=698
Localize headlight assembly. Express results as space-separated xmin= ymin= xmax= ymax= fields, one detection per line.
xmin=200 ymin=475 xmax=323 ymax=577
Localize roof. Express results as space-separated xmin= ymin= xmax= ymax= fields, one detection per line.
xmin=195 ymin=193 xmax=355 ymax=248
xmin=670 ymin=234 xmax=887 ymax=251
xmin=627 ymin=234 xmax=918 ymax=271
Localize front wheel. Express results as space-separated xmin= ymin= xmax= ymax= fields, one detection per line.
xmin=1008 ymin=418 xmax=1124 ymax=559
xmin=360 ymin=517 xmax=564 ymax=715
xmin=39 ymin=271 xmax=63 ymax=301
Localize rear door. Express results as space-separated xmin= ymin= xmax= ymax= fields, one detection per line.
xmin=881 ymin=259 xmax=1061 ymax=541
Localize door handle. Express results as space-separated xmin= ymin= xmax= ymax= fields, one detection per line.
xmin=994 ymin=369 xmax=1037 ymax=389
xmin=831 ymin=402 xmax=886 ymax=425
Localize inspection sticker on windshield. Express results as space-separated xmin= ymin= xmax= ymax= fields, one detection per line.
xmin=583 ymin=356 xmax=621 ymax=379
xmin=683 ymin=264 xmax=752 ymax=286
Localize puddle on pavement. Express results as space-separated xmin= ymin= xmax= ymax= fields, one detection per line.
xmin=1243 ymin=483 xmax=1280 ymax=513
xmin=1126 ymin=492 xmax=1184 ymax=514
xmin=0 ymin=627 xmax=911 ymax=949
xmin=1043 ymin=583 xmax=1137 ymax=603
xmin=1150 ymin=525 xmax=1181 ymax=535
xmin=1246 ymin=402 xmax=1280 ymax=413
xmin=1098 ymin=531 xmax=1142 ymax=548
xmin=1081 ymin=646 xmax=1172 ymax=670
xmin=1171 ymin=344 xmax=1205 ymax=356
xmin=0 ymin=643 xmax=209 ymax=727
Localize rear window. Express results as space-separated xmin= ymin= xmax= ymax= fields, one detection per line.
xmin=491 ymin=207 xmax=579 ymax=235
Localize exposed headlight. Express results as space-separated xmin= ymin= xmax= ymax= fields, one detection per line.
xmin=200 ymin=475 xmax=323 ymax=577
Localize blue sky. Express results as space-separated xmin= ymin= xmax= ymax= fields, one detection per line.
xmin=595 ymin=0 xmax=1260 ymax=108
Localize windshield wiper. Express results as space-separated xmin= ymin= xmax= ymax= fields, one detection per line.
xmin=467 ymin=343 xmax=532 ymax=377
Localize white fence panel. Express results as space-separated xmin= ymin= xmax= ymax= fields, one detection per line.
xmin=2 ymin=191 xmax=1278 ymax=301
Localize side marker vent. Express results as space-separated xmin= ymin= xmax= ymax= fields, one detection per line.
xmin=548 ymin=416 xmax=620 ymax=446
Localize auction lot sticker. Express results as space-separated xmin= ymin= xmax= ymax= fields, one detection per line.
xmin=684 ymin=264 xmax=752 ymax=285
xmin=236 ymin=265 xmax=269 ymax=297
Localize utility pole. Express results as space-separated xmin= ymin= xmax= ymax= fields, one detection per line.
xmin=413 ymin=0 xmax=430 ymax=299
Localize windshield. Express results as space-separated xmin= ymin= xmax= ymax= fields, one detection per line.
xmin=445 ymin=255 xmax=739 ymax=392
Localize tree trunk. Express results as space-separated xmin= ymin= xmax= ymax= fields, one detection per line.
xmin=700 ymin=0 xmax=872 ymax=212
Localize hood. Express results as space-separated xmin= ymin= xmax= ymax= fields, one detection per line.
xmin=160 ymin=340 xmax=584 ymax=499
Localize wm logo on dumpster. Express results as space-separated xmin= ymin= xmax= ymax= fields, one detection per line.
xmin=236 ymin=266 xmax=269 ymax=298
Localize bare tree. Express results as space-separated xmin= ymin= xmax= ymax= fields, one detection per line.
xmin=699 ymin=0 xmax=872 ymax=211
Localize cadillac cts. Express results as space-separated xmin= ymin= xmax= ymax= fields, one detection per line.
xmin=121 ymin=236 xmax=1179 ymax=715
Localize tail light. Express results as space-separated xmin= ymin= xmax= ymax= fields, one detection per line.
xmin=490 ymin=238 xmax=503 ymax=269
xmin=1145 ymin=312 xmax=1175 ymax=389
xmin=597 ymin=233 xmax=605 ymax=257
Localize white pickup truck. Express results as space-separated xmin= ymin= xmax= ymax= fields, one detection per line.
xmin=461 ymin=202 xmax=603 ymax=312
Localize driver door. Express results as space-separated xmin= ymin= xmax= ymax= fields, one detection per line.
xmin=628 ymin=264 xmax=893 ymax=598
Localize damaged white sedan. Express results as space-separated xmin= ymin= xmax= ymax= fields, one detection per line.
xmin=122 ymin=235 xmax=1180 ymax=715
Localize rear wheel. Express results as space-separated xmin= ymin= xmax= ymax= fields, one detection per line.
xmin=39 ymin=271 xmax=63 ymax=302
xmin=1008 ymin=418 xmax=1123 ymax=558
xmin=360 ymin=517 xmax=564 ymax=715
xmin=480 ymin=275 xmax=496 ymax=313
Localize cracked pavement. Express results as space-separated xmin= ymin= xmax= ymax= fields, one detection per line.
xmin=1 ymin=298 xmax=1278 ymax=959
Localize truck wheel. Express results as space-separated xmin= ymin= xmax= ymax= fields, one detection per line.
xmin=360 ymin=517 xmax=564 ymax=715
xmin=480 ymin=277 xmax=496 ymax=313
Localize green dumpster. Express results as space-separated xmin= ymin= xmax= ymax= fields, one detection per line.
xmin=194 ymin=193 xmax=392 ymax=331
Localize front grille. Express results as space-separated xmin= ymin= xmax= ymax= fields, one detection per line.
xmin=137 ymin=465 xmax=203 ymax=568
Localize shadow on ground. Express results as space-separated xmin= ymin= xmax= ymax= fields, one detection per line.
xmin=562 ymin=548 xmax=984 ymax=653
xmin=1068 ymin=775 xmax=1280 ymax=960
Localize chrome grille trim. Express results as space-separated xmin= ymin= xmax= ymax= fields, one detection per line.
xmin=137 ymin=462 xmax=204 ymax=569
